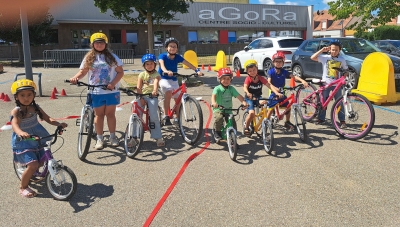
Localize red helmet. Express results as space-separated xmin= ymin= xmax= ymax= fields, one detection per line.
xmin=217 ymin=68 xmax=233 ymax=80
xmin=272 ymin=52 xmax=286 ymax=62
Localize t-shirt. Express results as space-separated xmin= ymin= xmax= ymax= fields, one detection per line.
xmin=267 ymin=68 xmax=290 ymax=89
xmin=244 ymin=75 xmax=269 ymax=97
xmin=138 ymin=71 xmax=160 ymax=94
xmin=158 ymin=53 xmax=184 ymax=81
xmin=80 ymin=53 xmax=123 ymax=94
xmin=317 ymin=54 xmax=348 ymax=85
xmin=212 ymin=85 xmax=239 ymax=113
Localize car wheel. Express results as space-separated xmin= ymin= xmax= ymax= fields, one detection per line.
xmin=263 ymin=59 xmax=273 ymax=76
xmin=233 ymin=58 xmax=243 ymax=73
xmin=292 ymin=64 xmax=305 ymax=79
xmin=346 ymin=70 xmax=359 ymax=89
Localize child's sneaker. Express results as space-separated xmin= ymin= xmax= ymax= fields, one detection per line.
xmin=214 ymin=131 xmax=222 ymax=143
xmin=156 ymin=138 xmax=165 ymax=147
xmin=95 ymin=139 xmax=104 ymax=150
xmin=340 ymin=121 xmax=347 ymax=129
xmin=315 ymin=119 xmax=326 ymax=125
xmin=109 ymin=137 xmax=119 ymax=147
xmin=164 ymin=116 xmax=172 ymax=126
xmin=284 ymin=121 xmax=295 ymax=130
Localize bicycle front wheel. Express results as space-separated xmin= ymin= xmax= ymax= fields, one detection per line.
xmin=178 ymin=95 xmax=203 ymax=145
xmin=124 ymin=116 xmax=144 ymax=158
xmin=227 ymin=129 xmax=238 ymax=161
xmin=262 ymin=119 xmax=274 ymax=153
xmin=296 ymin=84 xmax=319 ymax=122
xmin=77 ymin=107 xmax=94 ymax=161
xmin=46 ymin=165 xmax=77 ymax=201
xmin=292 ymin=105 xmax=307 ymax=142
xmin=330 ymin=93 xmax=375 ymax=140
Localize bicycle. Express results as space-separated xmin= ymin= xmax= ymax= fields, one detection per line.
xmin=211 ymin=105 xmax=244 ymax=161
xmin=296 ymin=67 xmax=375 ymax=140
xmin=65 ymin=80 xmax=108 ymax=161
xmin=13 ymin=126 xmax=78 ymax=201
xmin=118 ymin=88 xmax=162 ymax=158
xmin=241 ymin=98 xmax=274 ymax=153
xmin=159 ymin=72 xmax=203 ymax=145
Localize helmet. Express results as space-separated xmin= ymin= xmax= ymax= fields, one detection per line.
xmin=272 ymin=52 xmax=286 ymax=62
xmin=217 ymin=68 xmax=233 ymax=80
xmin=244 ymin=59 xmax=258 ymax=69
xmin=11 ymin=79 xmax=37 ymax=95
xmin=90 ymin=32 xmax=108 ymax=44
xmin=164 ymin=37 xmax=179 ymax=48
xmin=141 ymin=54 xmax=157 ymax=65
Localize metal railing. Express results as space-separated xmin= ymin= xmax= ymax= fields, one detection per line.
xmin=43 ymin=49 xmax=135 ymax=68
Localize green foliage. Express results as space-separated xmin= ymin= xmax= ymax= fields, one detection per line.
xmin=373 ymin=25 xmax=400 ymax=40
xmin=328 ymin=0 xmax=400 ymax=33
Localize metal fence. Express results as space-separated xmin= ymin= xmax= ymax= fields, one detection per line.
xmin=43 ymin=49 xmax=135 ymax=68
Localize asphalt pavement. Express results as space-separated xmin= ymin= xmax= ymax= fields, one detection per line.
xmin=0 ymin=62 xmax=399 ymax=226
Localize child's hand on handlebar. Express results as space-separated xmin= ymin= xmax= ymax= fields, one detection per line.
xmin=59 ymin=122 xmax=68 ymax=129
xmin=302 ymin=81 xmax=309 ymax=88
xmin=246 ymin=92 xmax=252 ymax=99
xmin=275 ymin=92 xmax=284 ymax=98
xmin=241 ymin=101 xmax=248 ymax=108
xmin=211 ymin=103 xmax=218 ymax=108
xmin=165 ymin=71 xmax=174 ymax=77
xmin=69 ymin=77 xmax=79 ymax=84
xmin=196 ymin=71 xmax=203 ymax=77
xmin=151 ymin=90 xmax=158 ymax=96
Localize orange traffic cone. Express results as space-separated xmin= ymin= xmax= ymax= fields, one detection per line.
xmin=236 ymin=70 xmax=241 ymax=78
xmin=60 ymin=89 xmax=67 ymax=96
xmin=290 ymin=77 xmax=296 ymax=88
xmin=52 ymin=87 xmax=58 ymax=94
xmin=207 ymin=65 xmax=212 ymax=72
xmin=0 ymin=92 xmax=4 ymax=100
xmin=3 ymin=94 xmax=11 ymax=102
xmin=201 ymin=64 xmax=205 ymax=70
xmin=50 ymin=90 xmax=57 ymax=99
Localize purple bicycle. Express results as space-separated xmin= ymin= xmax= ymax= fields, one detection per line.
xmin=13 ymin=126 xmax=77 ymax=201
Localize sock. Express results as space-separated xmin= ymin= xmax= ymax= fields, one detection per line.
xmin=97 ymin=135 xmax=103 ymax=141
xmin=110 ymin=132 xmax=116 ymax=139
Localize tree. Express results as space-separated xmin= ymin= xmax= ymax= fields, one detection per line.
xmin=328 ymin=0 xmax=400 ymax=33
xmin=93 ymin=0 xmax=193 ymax=53
xmin=0 ymin=6 xmax=55 ymax=62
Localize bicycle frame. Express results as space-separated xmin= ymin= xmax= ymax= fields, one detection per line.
xmin=315 ymin=76 xmax=347 ymax=109
xmin=272 ymin=93 xmax=296 ymax=121
xmin=130 ymin=97 xmax=151 ymax=132
xmin=166 ymin=77 xmax=188 ymax=119
xmin=252 ymin=105 xmax=269 ymax=132
xmin=221 ymin=113 xmax=236 ymax=140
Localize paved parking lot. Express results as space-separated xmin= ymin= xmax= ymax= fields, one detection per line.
xmin=0 ymin=64 xmax=399 ymax=226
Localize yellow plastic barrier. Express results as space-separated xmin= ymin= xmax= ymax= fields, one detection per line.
xmin=352 ymin=52 xmax=400 ymax=105
xmin=214 ymin=50 xmax=227 ymax=72
xmin=183 ymin=50 xmax=198 ymax=69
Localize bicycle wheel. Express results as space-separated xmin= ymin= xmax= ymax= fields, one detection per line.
xmin=262 ymin=119 xmax=274 ymax=153
xmin=178 ymin=95 xmax=203 ymax=145
xmin=227 ymin=129 xmax=238 ymax=161
xmin=46 ymin=165 xmax=77 ymax=201
xmin=296 ymin=84 xmax=319 ymax=122
xmin=292 ymin=105 xmax=307 ymax=142
xmin=77 ymin=107 xmax=94 ymax=161
xmin=124 ymin=115 xmax=144 ymax=158
xmin=330 ymin=93 xmax=375 ymax=140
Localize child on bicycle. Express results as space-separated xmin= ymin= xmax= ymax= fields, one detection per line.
xmin=158 ymin=37 xmax=203 ymax=125
xmin=242 ymin=59 xmax=281 ymax=136
xmin=69 ymin=32 xmax=124 ymax=150
xmin=211 ymin=68 xmax=247 ymax=142
xmin=310 ymin=41 xmax=348 ymax=128
xmin=10 ymin=79 xmax=68 ymax=198
xmin=136 ymin=53 xmax=165 ymax=147
xmin=266 ymin=52 xmax=309 ymax=130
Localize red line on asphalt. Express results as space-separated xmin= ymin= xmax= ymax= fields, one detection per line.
xmin=143 ymin=100 xmax=212 ymax=227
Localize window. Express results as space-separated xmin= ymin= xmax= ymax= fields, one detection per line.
xmin=302 ymin=40 xmax=319 ymax=52
xmin=322 ymin=21 xmax=327 ymax=29
xmin=237 ymin=31 xmax=264 ymax=44
xmin=188 ymin=31 xmax=198 ymax=44
xmin=228 ymin=31 xmax=236 ymax=43
xmin=110 ymin=30 xmax=121 ymax=43
xmin=48 ymin=29 xmax=58 ymax=44
xmin=270 ymin=30 xmax=302 ymax=38
xmin=258 ymin=39 xmax=273 ymax=48
xmin=198 ymin=30 xmax=218 ymax=44
xmin=246 ymin=39 xmax=261 ymax=50
xmin=126 ymin=31 xmax=138 ymax=44
xmin=80 ymin=30 xmax=91 ymax=48
xmin=278 ymin=39 xmax=304 ymax=48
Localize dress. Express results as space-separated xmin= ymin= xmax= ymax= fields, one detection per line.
xmin=12 ymin=107 xmax=50 ymax=165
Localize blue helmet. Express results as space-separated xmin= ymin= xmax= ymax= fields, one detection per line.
xmin=141 ymin=54 xmax=157 ymax=65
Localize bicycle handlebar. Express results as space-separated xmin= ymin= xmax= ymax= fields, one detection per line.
xmin=16 ymin=125 xmax=65 ymax=146
xmin=163 ymin=72 xmax=198 ymax=78
xmin=64 ymin=80 xmax=109 ymax=90
xmin=211 ymin=104 xmax=245 ymax=116
xmin=332 ymin=67 xmax=353 ymax=74
xmin=118 ymin=88 xmax=158 ymax=98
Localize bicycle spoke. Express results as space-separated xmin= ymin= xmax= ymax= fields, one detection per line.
xmin=178 ymin=96 xmax=203 ymax=145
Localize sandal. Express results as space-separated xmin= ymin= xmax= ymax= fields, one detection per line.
xmin=19 ymin=188 xmax=37 ymax=198
xmin=244 ymin=128 xmax=251 ymax=136
xmin=156 ymin=138 xmax=165 ymax=147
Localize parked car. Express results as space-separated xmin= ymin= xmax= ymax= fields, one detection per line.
xmin=371 ymin=40 xmax=400 ymax=57
xmin=291 ymin=37 xmax=400 ymax=89
xmin=233 ymin=37 xmax=304 ymax=75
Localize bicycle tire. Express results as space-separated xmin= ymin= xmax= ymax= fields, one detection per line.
xmin=13 ymin=162 xmax=25 ymax=180
xmin=296 ymin=83 xmax=319 ymax=122
xmin=330 ymin=93 xmax=375 ymax=140
xmin=77 ymin=107 xmax=94 ymax=161
xmin=227 ymin=129 xmax=238 ymax=161
xmin=178 ymin=95 xmax=203 ymax=145
xmin=46 ymin=165 xmax=77 ymax=201
xmin=124 ymin=115 xmax=144 ymax=158
xmin=292 ymin=105 xmax=307 ymax=142
xmin=262 ymin=119 xmax=274 ymax=153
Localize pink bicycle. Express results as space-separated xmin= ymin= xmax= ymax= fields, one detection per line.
xmin=296 ymin=67 xmax=375 ymax=140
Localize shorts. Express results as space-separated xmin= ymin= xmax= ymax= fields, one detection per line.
xmin=245 ymin=96 xmax=261 ymax=111
xmin=13 ymin=148 xmax=45 ymax=166
xmin=88 ymin=92 xmax=120 ymax=108
xmin=159 ymin=79 xmax=180 ymax=99
xmin=267 ymin=93 xmax=289 ymax=109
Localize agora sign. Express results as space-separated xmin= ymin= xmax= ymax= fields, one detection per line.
xmin=199 ymin=7 xmax=297 ymax=21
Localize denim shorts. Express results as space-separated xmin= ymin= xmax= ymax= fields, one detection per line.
xmin=89 ymin=92 xmax=120 ymax=108
xmin=245 ymin=96 xmax=261 ymax=111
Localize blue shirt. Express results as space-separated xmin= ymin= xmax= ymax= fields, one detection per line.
xmin=267 ymin=68 xmax=290 ymax=89
xmin=158 ymin=53 xmax=184 ymax=81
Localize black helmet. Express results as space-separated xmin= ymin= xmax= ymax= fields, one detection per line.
xmin=164 ymin=37 xmax=179 ymax=48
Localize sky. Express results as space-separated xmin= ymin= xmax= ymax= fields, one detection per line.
xmin=249 ymin=0 xmax=333 ymax=11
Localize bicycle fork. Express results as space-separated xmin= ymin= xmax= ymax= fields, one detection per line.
xmin=44 ymin=147 xmax=64 ymax=186
xmin=180 ymin=94 xmax=196 ymax=122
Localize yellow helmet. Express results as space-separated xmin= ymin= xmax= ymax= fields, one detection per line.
xmin=90 ymin=32 xmax=108 ymax=44
xmin=11 ymin=79 xmax=37 ymax=95
xmin=244 ymin=59 xmax=258 ymax=69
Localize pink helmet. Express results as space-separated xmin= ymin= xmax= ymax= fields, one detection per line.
xmin=272 ymin=52 xmax=286 ymax=62
xmin=217 ymin=68 xmax=233 ymax=80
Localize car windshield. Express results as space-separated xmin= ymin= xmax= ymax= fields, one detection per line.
xmin=341 ymin=39 xmax=380 ymax=54
xmin=388 ymin=41 xmax=400 ymax=48
xmin=277 ymin=39 xmax=304 ymax=48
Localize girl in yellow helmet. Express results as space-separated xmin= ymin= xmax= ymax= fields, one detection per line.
xmin=10 ymin=79 xmax=68 ymax=198
xmin=69 ymin=32 xmax=124 ymax=150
